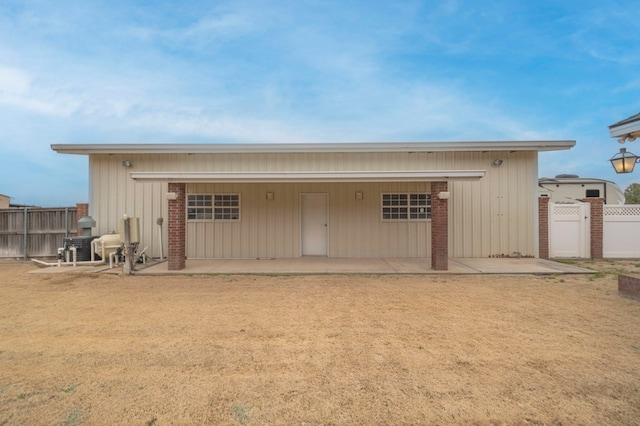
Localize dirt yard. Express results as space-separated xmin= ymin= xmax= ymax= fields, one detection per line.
xmin=1 ymin=261 xmax=640 ymax=425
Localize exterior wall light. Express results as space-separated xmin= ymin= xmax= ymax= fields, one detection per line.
xmin=609 ymin=148 xmax=640 ymax=174
xmin=266 ymin=191 xmax=274 ymax=200
xmin=355 ymin=191 xmax=363 ymax=200
xmin=437 ymin=191 xmax=450 ymax=200
xmin=122 ymin=160 xmax=132 ymax=168
xmin=492 ymin=159 xmax=503 ymax=166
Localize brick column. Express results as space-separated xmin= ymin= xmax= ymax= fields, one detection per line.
xmin=538 ymin=197 xmax=549 ymax=259
xmin=76 ymin=203 xmax=89 ymax=236
xmin=168 ymin=183 xmax=186 ymax=270
xmin=583 ymin=197 xmax=604 ymax=260
xmin=431 ymin=181 xmax=448 ymax=271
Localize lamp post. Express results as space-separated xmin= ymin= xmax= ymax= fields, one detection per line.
xmin=609 ymin=147 xmax=640 ymax=174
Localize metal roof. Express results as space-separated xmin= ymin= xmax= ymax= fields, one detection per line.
xmin=51 ymin=140 xmax=576 ymax=155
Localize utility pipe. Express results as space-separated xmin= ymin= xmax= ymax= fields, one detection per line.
xmin=157 ymin=218 xmax=164 ymax=260
xmin=57 ymin=247 xmax=65 ymax=267
xmin=109 ymin=251 xmax=119 ymax=269
xmin=33 ymin=259 xmax=104 ymax=267
xmin=69 ymin=246 xmax=77 ymax=267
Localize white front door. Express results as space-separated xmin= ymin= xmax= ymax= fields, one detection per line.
xmin=301 ymin=193 xmax=328 ymax=256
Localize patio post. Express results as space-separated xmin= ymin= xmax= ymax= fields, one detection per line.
xmin=538 ymin=196 xmax=550 ymax=259
xmin=168 ymin=182 xmax=186 ymax=270
xmin=431 ymin=181 xmax=448 ymax=271
xmin=582 ymin=197 xmax=604 ymax=260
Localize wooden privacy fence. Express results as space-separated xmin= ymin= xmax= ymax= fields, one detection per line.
xmin=0 ymin=207 xmax=78 ymax=259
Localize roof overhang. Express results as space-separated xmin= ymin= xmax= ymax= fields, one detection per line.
xmin=51 ymin=140 xmax=576 ymax=155
xmin=130 ymin=170 xmax=486 ymax=183
xmin=609 ymin=113 xmax=640 ymax=140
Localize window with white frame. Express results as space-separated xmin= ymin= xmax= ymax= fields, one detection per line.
xmin=187 ymin=194 xmax=213 ymax=220
xmin=187 ymin=194 xmax=241 ymax=221
xmin=213 ymin=194 xmax=240 ymax=221
xmin=382 ymin=193 xmax=431 ymax=220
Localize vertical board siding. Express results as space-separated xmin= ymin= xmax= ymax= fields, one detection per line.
xmin=90 ymin=150 xmax=536 ymax=259
xmin=0 ymin=208 xmax=77 ymax=258
xmin=449 ymin=151 xmax=536 ymax=257
xmin=90 ymin=156 xmax=167 ymax=259
xmin=184 ymin=182 xmax=430 ymax=259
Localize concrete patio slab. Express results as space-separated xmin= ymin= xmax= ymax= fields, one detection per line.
xmin=124 ymin=257 xmax=594 ymax=275
xmin=27 ymin=257 xmax=595 ymax=275
xmin=449 ymin=258 xmax=594 ymax=274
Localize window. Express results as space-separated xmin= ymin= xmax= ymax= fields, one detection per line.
xmin=213 ymin=194 xmax=240 ymax=221
xmin=187 ymin=194 xmax=213 ymax=220
xmin=187 ymin=194 xmax=241 ymax=221
xmin=382 ymin=193 xmax=430 ymax=221
xmin=585 ymin=189 xmax=600 ymax=198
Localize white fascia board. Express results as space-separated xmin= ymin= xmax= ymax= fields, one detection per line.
xmin=51 ymin=140 xmax=575 ymax=155
xmin=130 ymin=170 xmax=486 ymax=183
xmin=609 ymin=121 xmax=640 ymax=138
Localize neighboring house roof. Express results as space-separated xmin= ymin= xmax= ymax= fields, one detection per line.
xmin=538 ymin=175 xmax=625 ymax=204
xmin=538 ymin=176 xmax=620 ymax=186
xmin=609 ymin=112 xmax=640 ymax=139
xmin=51 ymin=140 xmax=576 ymax=155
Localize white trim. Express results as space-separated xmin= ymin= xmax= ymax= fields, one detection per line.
xmin=609 ymin=116 xmax=640 ymax=138
xmin=51 ymin=140 xmax=576 ymax=155
xmin=131 ymin=170 xmax=486 ymax=183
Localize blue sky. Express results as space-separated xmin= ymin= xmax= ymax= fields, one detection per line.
xmin=1 ymin=0 xmax=639 ymax=206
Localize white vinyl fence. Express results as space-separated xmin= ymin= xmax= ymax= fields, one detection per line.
xmin=603 ymin=205 xmax=640 ymax=258
xmin=549 ymin=203 xmax=640 ymax=259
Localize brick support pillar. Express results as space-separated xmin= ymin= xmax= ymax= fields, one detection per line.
xmin=431 ymin=181 xmax=448 ymax=271
xmin=538 ymin=197 xmax=550 ymax=259
xmin=76 ymin=203 xmax=89 ymax=236
xmin=583 ymin=197 xmax=604 ymax=260
xmin=168 ymin=183 xmax=186 ymax=270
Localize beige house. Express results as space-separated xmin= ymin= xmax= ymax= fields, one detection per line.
xmin=52 ymin=141 xmax=574 ymax=270
xmin=0 ymin=194 xmax=9 ymax=209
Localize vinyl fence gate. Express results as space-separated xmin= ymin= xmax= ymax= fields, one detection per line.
xmin=548 ymin=203 xmax=590 ymax=258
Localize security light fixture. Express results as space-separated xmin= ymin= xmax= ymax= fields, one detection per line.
xmin=609 ymin=148 xmax=640 ymax=174
xmin=122 ymin=160 xmax=132 ymax=168
xmin=492 ymin=159 xmax=503 ymax=166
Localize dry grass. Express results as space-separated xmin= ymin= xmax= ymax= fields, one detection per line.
xmin=1 ymin=260 xmax=640 ymax=425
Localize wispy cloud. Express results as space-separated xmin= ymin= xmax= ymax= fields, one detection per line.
xmin=0 ymin=0 xmax=639 ymax=204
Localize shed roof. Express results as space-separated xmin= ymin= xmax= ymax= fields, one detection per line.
xmin=51 ymin=140 xmax=575 ymax=155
